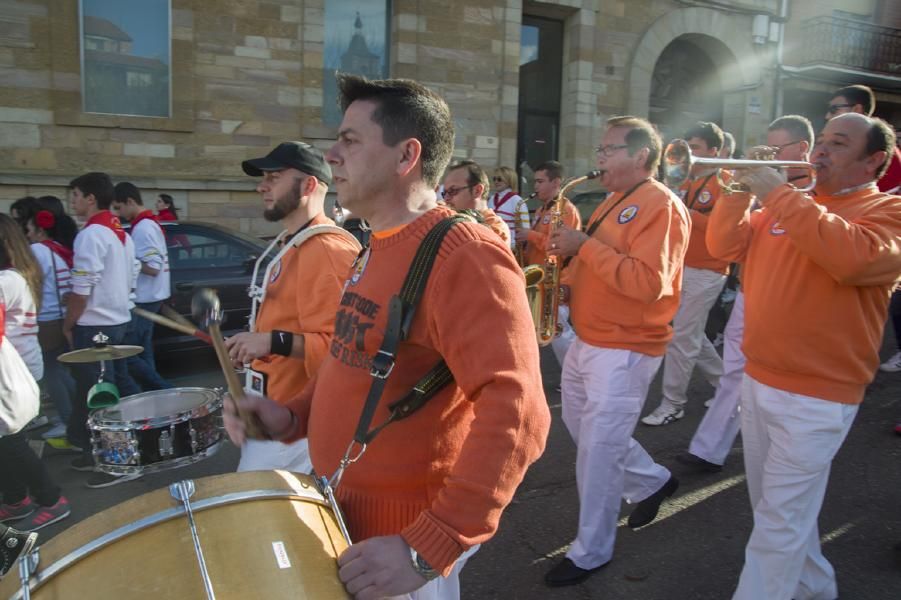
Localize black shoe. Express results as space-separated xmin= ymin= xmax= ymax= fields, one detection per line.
xmin=70 ymin=455 xmax=95 ymax=472
xmin=628 ymin=476 xmax=679 ymax=529
xmin=544 ymin=557 xmax=609 ymax=587
xmin=676 ymin=452 xmax=723 ymax=473
xmin=0 ymin=527 xmax=37 ymax=579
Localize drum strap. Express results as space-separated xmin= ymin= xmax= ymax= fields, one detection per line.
xmin=351 ymin=215 xmax=467 ymax=448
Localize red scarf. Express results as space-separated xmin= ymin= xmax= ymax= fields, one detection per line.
xmin=40 ymin=240 xmax=74 ymax=268
xmin=157 ymin=208 xmax=178 ymax=222
xmin=131 ymin=209 xmax=164 ymax=235
xmin=86 ymin=210 xmax=126 ymax=245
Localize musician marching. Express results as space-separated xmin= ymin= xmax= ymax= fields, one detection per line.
xmin=225 ymin=141 xmax=360 ymax=473
xmin=441 ymin=159 xmax=511 ymax=244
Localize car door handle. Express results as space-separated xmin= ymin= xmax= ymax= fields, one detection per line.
xmin=175 ymin=282 xmax=195 ymax=291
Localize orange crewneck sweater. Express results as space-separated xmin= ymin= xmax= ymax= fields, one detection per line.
xmin=707 ymin=183 xmax=901 ymax=404
xmin=251 ymin=213 xmax=360 ymax=404
xmin=678 ymin=172 xmax=731 ymax=273
xmin=524 ymin=197 xmax=581 ymax=267
xmin=284 ymin=206 xmax=550 ymax=574
xmin=565 ymin=178 xmax=691 ymax=356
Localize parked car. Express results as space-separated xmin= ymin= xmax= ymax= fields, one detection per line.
xmin=125 ymin=221 xmax=270 ymax=355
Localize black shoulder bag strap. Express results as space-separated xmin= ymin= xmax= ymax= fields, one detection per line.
xmin=351 ymin=215 xmax=465 ymax=449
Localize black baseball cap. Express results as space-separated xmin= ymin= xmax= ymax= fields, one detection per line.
xmin=241 ymin=141 xmax=332 ymax=185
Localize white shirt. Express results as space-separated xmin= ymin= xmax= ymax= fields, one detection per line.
xmin=30 ymin=243 xmax=71 ymax=322
xmin=71 ymin=223 xmax=136 ymax=326
xmin=489 ymin=188 xmax=530 ymax=246
xmin=0 ymin=269 xmax=43 ymax=380
xmin=131 ymin=217 xmax=171 ymax=303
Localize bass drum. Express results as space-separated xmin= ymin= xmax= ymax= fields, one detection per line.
xmin=1 ymin=472 xmax=350 ymax=599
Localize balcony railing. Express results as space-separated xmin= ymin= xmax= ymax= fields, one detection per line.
xmin=799 ymin=16 xmax=901 ymax=75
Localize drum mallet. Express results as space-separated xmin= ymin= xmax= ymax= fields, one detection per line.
xmin=191 ymin=288 xmax=267 ymax=439
xmin=133 ymin=306 xmax=213 ymax=345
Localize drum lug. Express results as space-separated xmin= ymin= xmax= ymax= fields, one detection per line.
xmin=159 ymin=428 xmax=175 ymax=458
xmin=189 ymin=426 xmax=198 ymax=453
xmin=17 ymin=547 xmax=40 ymax=600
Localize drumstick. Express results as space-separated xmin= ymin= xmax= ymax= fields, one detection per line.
xmin=133 ymin=307 xmax=213 ymax=344
xmin=191 ymin=289 xmax=268 ymax=440
xmin=160 ymin=303 xmax=197 ymax=329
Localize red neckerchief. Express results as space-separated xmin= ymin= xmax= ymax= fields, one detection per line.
xmin=40 ymin=240 xmax=74 ymax=268
xmin=86 ymin=210 xmax=126 ymax=245
xmin=157 ymin=208 xmax=178 ymax=222
xmin=131 ymin=209 xmax=164 ymax=236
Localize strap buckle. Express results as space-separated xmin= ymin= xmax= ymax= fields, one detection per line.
xmin=370 ymin=350 xmax=396 ymax=379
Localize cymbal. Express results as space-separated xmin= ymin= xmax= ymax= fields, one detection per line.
xmin=58 ymin=345 xmax=144 ymax=364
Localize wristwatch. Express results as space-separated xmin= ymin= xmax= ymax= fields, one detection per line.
xmin=408 ymin=545 xmax=439 ymax=581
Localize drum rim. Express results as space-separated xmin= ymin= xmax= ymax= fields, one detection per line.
xmin=88 ymin=387 xmax=221 ymax=429
xmin=10 ymin=484 xmax=333 ymax=600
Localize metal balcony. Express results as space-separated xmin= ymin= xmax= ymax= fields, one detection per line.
xmin=799 ymin=16 xmax=901 ymax=75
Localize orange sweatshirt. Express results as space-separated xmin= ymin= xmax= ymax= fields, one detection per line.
xmin=678 ymin=173 xmax=731 ymax=273
xmin=707 ymin=183 xmax=901 ymax=404
xmin=284 ymin=206 xmax=550 ymax=575
xmin=524 ymin=197 xmax=581 ymax=266
xmin=252 ymin=213 xmax=360 ymax=404
xmin=565 ymin=178 xmax=691 ymax=356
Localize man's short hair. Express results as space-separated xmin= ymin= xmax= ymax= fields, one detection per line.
xmin=69 ymin=172 xmax=115 ymax=210
xmin=336 ymin=73 xmax=454 ymax=189
xmin=448 ymin=160 xmax=489 ymax=199
xmin=606 ymin=116 xmax=663 ymax=171
xmin=832 ymin=84 xmax=875 ymax=116
xmin=864 ymin=117 xmax=897 ymax=179
xmin=113 ymin=182 xmax=143 ymax=206
xmin=683 ymin=121 xmax=724 ymax=152
xmin=721 ymin=132 xmax=735 ymax=157
xmin=536 ymin=161 xmax=564 ymax=181
xmin=768 ymin=115 xmax=815 ymax=147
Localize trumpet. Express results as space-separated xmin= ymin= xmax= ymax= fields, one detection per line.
xmin=663 ymin=139 xmax=817 ymax=194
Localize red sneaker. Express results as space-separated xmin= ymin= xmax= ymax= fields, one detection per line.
xmin=0 ymin=498 xmax=35 ymax=524
xmin=19 ymin=497 xmax=70 ymax=532
xmin=894 ymin=422 xmax=901 ymax=436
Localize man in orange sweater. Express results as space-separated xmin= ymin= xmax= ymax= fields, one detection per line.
xmin=224 ymin=75 xmax=550 ymax=600
xmin=441 ymin=159 xmax=511 ymax=245
xmin=224 ymin=141 xmax=360 ymax=473
xmin=520 ymin=160 xmax=582 ymax=364
xmin=643 ymin=121 xmax=729 ymax=426
xmin=543 ymin=116 xmax=690 ymax=587
xmin=707 ymin=112 xmax=901 ymax=600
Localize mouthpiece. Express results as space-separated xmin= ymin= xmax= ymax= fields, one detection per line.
xmin=585 ymin=170 xmax=602 ymax=179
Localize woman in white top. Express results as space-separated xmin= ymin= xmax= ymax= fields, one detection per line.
xmin=25 ymin=207 xmax=76 ymax=438
xmin=0 ymin=214 xmax=71 ymax=532
xmin=489 ymin=166 xmax=530 ymax=247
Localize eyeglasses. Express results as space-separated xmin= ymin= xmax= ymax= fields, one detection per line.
xmin=442 ymin=185 xmax=474 ymax=199
xmin=770 ymin=140 xmax=804 ymax=152
xmin=826 ymin=103 xmax=854 ymax=115
xmin=492 ymin=176 xmax=505 ymax=183
xmin=595 ymin=144 xmax=629 ymax=157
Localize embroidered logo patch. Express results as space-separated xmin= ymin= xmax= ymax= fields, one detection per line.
xmin=698 ymin=190 xmax=712 ymax=205
xmin=269 ymin=259 xmax=282 ymax=283
xmin=542 ymin=215 xmax=551 ymax=225
xmin=770 ymin=222 xmax=785 ymax=235
xmin=618 ymin=205 xmax=639 ymax=224
xmin=349 ymin=247 xmax=371 ymax=285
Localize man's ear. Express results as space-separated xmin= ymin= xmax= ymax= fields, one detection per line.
xmin=865 ymin=150 xmax=888 ymax=178
xmin=396 ymin=138 xmax=423 ymax=178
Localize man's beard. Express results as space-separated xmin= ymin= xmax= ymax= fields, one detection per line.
xmin=263 ymin=180 xmax=301 ymax=222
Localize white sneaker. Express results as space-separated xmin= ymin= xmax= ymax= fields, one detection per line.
xmin=879 ymin=351 xmax=901 ymax=373
xmin=41 ymin=423 xmax=67 ymax=440
xmin=641 ymin=405 xmax=685 ymax=426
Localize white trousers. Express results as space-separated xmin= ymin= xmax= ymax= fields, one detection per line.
xmin=733 ymin=376 xmax=858 ymax=600
xmin=551 ymin=305 xmax=575 ymax=366
xmin=561 ymin=338 xmax=671 ymax=569
xmin=661 ymin=266 xmax=726 ymax=410
xmin=237 ymin=438 xmax=312 ymax=474
xmin=689 ymin=291 xmax=745 ymax=465
xmin=393 ymin=545 xmax=480 ymax=600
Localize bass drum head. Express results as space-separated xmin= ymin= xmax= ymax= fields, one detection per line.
xmin=0 ymin=472 xmax=350 ymax=599
xmin=92 ymin=387 xmax=219 ymax=424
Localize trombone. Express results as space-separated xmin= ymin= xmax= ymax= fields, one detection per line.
xmin=662 ymin=139 xmax=817 ymax=194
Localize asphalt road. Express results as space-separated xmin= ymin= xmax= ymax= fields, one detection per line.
xmin=15 ymin=337 xmax=901 ymax=599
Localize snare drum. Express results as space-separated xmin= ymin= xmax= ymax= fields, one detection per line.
xmin=88 ymin=387 xmax=223 ymax=475
xmin=0 ymin=471 xmax=350 ymax=599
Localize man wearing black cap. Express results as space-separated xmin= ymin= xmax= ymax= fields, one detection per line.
xmin=225 ymin=141 xmax=360 ymax=473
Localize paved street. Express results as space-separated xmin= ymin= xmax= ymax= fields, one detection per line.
xmin=16 ymin=336 xmax=901 ymax=599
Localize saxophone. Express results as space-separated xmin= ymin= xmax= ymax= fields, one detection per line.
xmin=533 ymin=170 xmax=601 ymax=346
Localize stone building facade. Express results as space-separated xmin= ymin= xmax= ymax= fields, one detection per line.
xmin=0 ymin=0 xmax=897 ymax=234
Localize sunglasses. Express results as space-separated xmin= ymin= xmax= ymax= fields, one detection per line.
xmin=493 ymin=176 xmax=506 ymax=183
xmin=442 ymin=185 xmax=474 ymax=199
xmin=826 ymin=103 xmax=854 ymax=115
